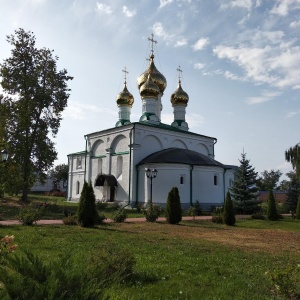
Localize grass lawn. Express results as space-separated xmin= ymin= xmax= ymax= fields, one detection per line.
xmin=1 ymin=219 xmax=299 ymax=299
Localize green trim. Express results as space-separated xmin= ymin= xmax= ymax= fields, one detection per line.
xmin=173 ymin=119 xmax=186 ymax=126
xmin=111 ymin=151 xmax=129 ymax=156
xmin=190 ymin=165 xmax=193 ymax=206
xmin=91 ymin=155 xmax=106 ymax=159
xmin=67 ymin=150 xmax=86 ymax=156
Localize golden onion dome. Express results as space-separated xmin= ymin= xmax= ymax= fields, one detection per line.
xmin=139 ymin=74 xmax=160 ymax=98
xmin=137 ymin=55 xmax=167 ymax=94
xmin=116 ymin=82 xmax=134 ymax=107
xmin=171 ymin=80 xmax=189 ymax=106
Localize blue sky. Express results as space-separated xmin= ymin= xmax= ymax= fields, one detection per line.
xmin=1 ymin=0 xmax=300 ymax=180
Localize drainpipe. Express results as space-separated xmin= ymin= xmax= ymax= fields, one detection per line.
xmin=135 ymin=165 xmax=139 ymax=207
xmin=84 ymin=135 xmax=87 ymax=182
xmin=213 ymin=139 xmax=217 ymax=158
xmin=190 ymin=165 xmax=194 ymax=206
xmin=128 ymin=123 xmax=135 ymax=205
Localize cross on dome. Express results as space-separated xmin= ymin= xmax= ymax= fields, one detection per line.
xmin=122 ymin=67 xmax=128 ymax=84
xmin=177 ymin=65 xmax=182 ymax=83
xmin=148 ymin=33 xmax=157 ymax=56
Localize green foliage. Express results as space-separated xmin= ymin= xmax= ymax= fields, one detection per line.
xmin=296 ymin=196 xmax=300 ymax=220
xmin=223 ymin=192 xmax=236 ymax=226
xmin=230 ymin=152 xmax=261 ymax=214
xmin=285 ymin=143 xmax=300 ymax=180
xmin=187 ymin=200 xmax=203 ymax=220
xmin=267 ymin=190 xmax=279 ymax=221
xmin=166 ymin=187 xmax=182 ymax=224
xmin=256 ymin=169 xmax=282 ymax=191
xmin=267 ymin=265 xmax=300 ymax=300
xmin=284 ymin=171 xmax=300 ymax=212
xmin=113 ymin=208 xmax=127 ymax=223
xmin=251 ymin=212 xmax=266 ymax=220
xmin=18 ymin=205 xmax=43 ymax=225
xmin=62 ymin=215 xmax=77 ymax=226
xmin=143 ymin=204 xmax=162 ymax=222
xmin=0 ymin=28 xmax=73 ymax=202
xmin=48 ymin=164 xmax=68 ymax=189
xmin=77 ymin=182 xmax=98 ymax=227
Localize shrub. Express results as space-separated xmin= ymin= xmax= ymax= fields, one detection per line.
xmin=212 ymin=215 xmax=223 ymax=223
xmin=223 ymin=192 xmax=236 ymax=226
xmin=296 ymin=196 xmax=300 ymax=220
xmin=77 ymin=181 xmax=99 ymax=227
xmin=113 ymin=208 xmax=127 ymax=223
xmin=63 ymin=215 xmax=77 ymax=225
xmin=166 ymin=187 xmax=182 ymax=224
xmin=252 ymin=212 xmax=266 ymax=220
xmin=143 ymin=204 xmax=162 ymax=222
xmin=267 ymin=190 xmax=279 ymax=221
xmin=96 ymin=201 xmax=108 ymax=210
xmin=18 ymin=205 xmax=43 ymax=225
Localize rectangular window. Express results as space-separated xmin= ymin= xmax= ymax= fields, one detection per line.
xmin=76 ymin=156 xmax=82 ymax=169
xmin=180 ymin=175 xmax=185 ymax=185
xmin=214 ymin=175 xmax=218 ymax=186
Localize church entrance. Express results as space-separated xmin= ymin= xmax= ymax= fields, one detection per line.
xmin=94 ymin=174 xmax=118 ymax=202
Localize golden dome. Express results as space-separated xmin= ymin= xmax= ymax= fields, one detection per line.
xmin=139 ymin=74 xmax=160 ymax=98
xmin=137 ymin=55 xmax=167 ymax=94
xmin=171 ymin=80 xmax=189 ymax=106
xmin=116 ymin=83 xmax=134 ymax=107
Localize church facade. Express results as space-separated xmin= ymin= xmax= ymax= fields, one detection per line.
xmin=67 ymin=37 xmax=236 ymax=209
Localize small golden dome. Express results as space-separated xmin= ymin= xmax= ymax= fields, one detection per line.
xmin=116 ymin=83 xmax=134 ymax=107
xmin=171 ymin=81 xmax=189 ymax=106
xmin=139 ymin=74 xmax=160 ymax=98
xmin=137 ymin=55 xmax=167 ymax=94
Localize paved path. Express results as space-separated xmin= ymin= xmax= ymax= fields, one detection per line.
xmin=0 ymin=215 xmax=251 ymax=226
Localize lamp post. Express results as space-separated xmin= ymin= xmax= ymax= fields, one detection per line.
xmin=146 ymin=168 xmax=158 ymax=205
xmin=1 ymin=149 xmax=8 ymax=162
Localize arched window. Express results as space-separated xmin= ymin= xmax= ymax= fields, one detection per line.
xmin=116 ymin=156 xmax=123 ymax=179
xmin=76 ymin=181 xmax=80 ymax=194
xmin=98 ymin=158 xmax=103 ymax=174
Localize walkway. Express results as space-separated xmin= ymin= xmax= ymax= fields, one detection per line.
xmin=0 ymin=215 xmax=250 ymax=226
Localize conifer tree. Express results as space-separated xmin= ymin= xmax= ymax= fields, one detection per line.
xmin=296 ymin=196 xmax=300 ymax=220
xmin=166 ymin=187 xmax=182 ymax=224
xmin=230 ymin=152 xmax=261 ymax=214
xmin=267 ymin=190 xmax=279 ymax=221
xmin=223 ymin=191 xmax=236 ymax=226
xmin=77 ymin=181 xmax=98 ymax=227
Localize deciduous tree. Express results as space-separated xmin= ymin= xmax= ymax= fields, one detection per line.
xmin=285 ymin=143 xmax=300 ymax=180
xmin=256 ymin=169 xmax=282 ymax=191
xmin=0 ymin=28 xmax=73 ymax=201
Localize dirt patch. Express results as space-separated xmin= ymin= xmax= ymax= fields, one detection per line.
xmin=116 ymin=222 xmax=300 ymax=254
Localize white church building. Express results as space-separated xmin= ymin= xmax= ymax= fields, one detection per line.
xmin=67 ymin=36 xmax=236 ymax=209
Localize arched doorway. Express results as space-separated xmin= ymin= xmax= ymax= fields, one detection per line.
xmin=94 ymin=174 xmax=117 ymax=202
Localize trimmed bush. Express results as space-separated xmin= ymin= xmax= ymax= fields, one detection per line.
xmin=63 ymin=215 xmax=77 ymax=225
xmin=166 ymin=187 xmax=182 ymax=224
xmin=267 ymin=190 xmax=279 ymax=221
xmin=113 ymin=208 xmax=127 ymax=223
xmin=143 ymin=204 xmax=162 ymax=222
xmin=223 ymin=192 xmax=236 ymax=226
xmin=77 ymin=181 xmax=99 ymax=227
xmin=18 ymin=205 xmax=43 ymax=225
xmin=296 ymin=196 xmax=300 ymax=220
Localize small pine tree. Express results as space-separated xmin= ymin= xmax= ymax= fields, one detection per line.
xmin=77 ymin=181 xmax=98 ymax=227
xmin=223 ymin=191 xmax=236 ymax=226
xmin=296 ymin=196 xmax=300 ymax=220
xmin=166 ymin=187 xmax=182 ymax=224
xmin=230 ymin=151 xmax=261 ymax=214
xmin=267 ymin=190 xmax=279 ymax=221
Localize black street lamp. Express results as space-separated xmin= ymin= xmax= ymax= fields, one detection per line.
xmin=1 ymin=149 xmax=8 ymax=162
xmin=146 ymin=168 xmax=158 ymax=205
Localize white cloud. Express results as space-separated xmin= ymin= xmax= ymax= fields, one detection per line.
xmin=152 ymin=22 xmax=174 ymax=41
xmin=270 ymin=0 xmax=300 ymax=16
xmin=221 ymin=0 xmax=261 ymax=10
xmin=95 ymin=2 xmax=113 ymax=14
xmin=192 ymin=38 xmax=209 ymax=51
xmin=194 ymin=63 xmax=205 ymax=70
xmin=162 ymin=112 xmax=205 ymax=128
xmin=174 ymin=38 xmax=187 ymax=47
xmin=63 ymin=101 xmax=116 ymax=120
xmin=245 ymin=91 xmax=282 ymax=105
xmin=159 ymin=0 xmax=173 ymax=8
xmin=122 ymin=6 xmax=136 ymax=17
xmin=286 ymin=110 xmax=300 ymax=118
xmin=290 ymin=20 xmax=300 ymax=28
xmin=213 ymin=43 xmax=300 ymax=88
xmin=224 ymin=70 xmax=244 ymax=81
